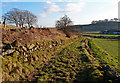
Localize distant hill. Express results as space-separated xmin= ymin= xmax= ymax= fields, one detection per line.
xmin=75 ymin=21 xmax=119 ymax=32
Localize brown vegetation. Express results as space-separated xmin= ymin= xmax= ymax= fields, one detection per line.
xmin=2 ymin=27 xmax=68 ymax=44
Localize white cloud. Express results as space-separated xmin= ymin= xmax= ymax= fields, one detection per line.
xmin=64 ymin=2 xmax=86 ymax=13
xmin=46 ymin=1 xmax=52 ymax=5
xmin=93 ymin=7 xmax=117 ymax=21
xmin=12 ymin=0 xmax=19 ymax=1
xmin=39 ymin=12 xmax=46 ymax=18
xmin=39 ymin=1 xmax=61 ymax=18
xmin=58 ymin=0 xmax=63 ymax=2
xmin=45 ymin=4 xmax=61 ymax=12
xmin=39 ymin=1 xmax=86 ymax=18
xmin=1 ymin=0 xmax=119 ymax=3
xmin=45 ymin=1 xmax=61 ymax=12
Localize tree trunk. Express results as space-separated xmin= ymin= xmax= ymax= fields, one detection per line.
xmin=16 ymin=24 xmax=18 ymax=27
xmin=28 ymin=23 xmax=31 ymax=28
xmin=4 ymin=18 xmax=7 ymax=28
xmin=19 ymin=24 xmax=21 ymax=27
xmin=28 ymin=24 xmax=30 ymax=28
xmin=22 ymin=23 xmax=24 ymax=28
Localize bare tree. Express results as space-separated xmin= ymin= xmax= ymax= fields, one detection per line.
xmin=56 ymin=15 xmax=73 ymax=38
xmin=104 ymin=19 xmax=109 ymax=22
xmin=56 ymin=15 xmax=73 ymax=30
xmin=114 ymin=18 xmax=118 ymax=22
xmin=3 ymin=8 xmax=21 ymax=27
xmin=91 ymin=20 xmax=98 ymax=24
xmin=18 ymin=11 xmax=25 ymax=27
xmin=3 ymin=8 xmax=37 ymax=28
xmin=24 ymin=10 xmax=37 ymax=28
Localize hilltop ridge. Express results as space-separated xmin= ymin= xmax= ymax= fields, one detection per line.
xmin=76 ymin=21 xmax=119 ymax=32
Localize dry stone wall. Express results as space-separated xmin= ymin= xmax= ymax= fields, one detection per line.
xmin=1 ymin=37 xmax=78 ymax=81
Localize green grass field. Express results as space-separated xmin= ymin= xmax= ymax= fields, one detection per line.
xmin=90 ymin=38 xmax=120 ymax=73
xmin=93 ymin=38 xmax=118 ymax=58
xmin=83 ymin=33 xmax=120 ymax=37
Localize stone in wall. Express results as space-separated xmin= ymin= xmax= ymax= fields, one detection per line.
xmin=27 ymin=44 xmax=35 ymax=50
xmin=2 ymin=49 xmax=15 ymax=56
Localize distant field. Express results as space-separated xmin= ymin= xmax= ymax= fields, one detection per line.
xmin=93 ymin=38 xmax=118 ymax=57
xmin=91 ymin=38 xmax=120 ymax=73
xmin=83 ymin=33 xmax=120 ymax=37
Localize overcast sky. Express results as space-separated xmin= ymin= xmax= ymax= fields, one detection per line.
xmin=1 ymin=0 xmax=119 ymax=27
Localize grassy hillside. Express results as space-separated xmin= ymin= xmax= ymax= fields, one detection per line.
xmin=76 ymin=21 xmax=119 ymax=32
